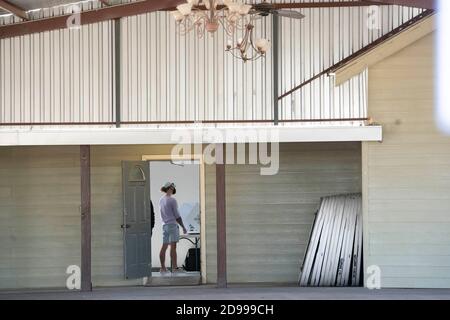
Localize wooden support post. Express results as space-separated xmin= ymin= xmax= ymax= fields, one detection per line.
xmin=216 ymin=143 xmax=227 ymax=288
xmin=80 ymin=145 xmax=92 ymax=292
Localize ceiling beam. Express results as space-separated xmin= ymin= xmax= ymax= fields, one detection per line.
xmin=364 ymin=0 xmax=436 ymax=9
xmin=0 ymin=0 xmax=425 ymax=40
xmin=163 ymin=1 xmax=387 ymax=11
xmin=0 ymin=0 xmax=28 ymax=20
xmin=0 ymin=0 xmax=185 ymax=39
xmin=271 ymin=1 xmax=387 ymax=9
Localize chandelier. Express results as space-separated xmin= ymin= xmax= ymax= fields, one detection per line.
xmin=171 ymin=0 xmax=270 ymax=62
xmin=225 ymin=23 xmax=270 ymax=62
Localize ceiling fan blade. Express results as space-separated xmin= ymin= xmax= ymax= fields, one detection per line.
xmin=272 ymin=10 xmax=305 ymax=20
xmin=251 ymin=14 xmax=264 ymax=20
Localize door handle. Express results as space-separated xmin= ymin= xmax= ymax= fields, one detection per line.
xmin=121 ymin=224 xmax=131 ymax=229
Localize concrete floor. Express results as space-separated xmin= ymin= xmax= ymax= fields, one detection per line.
xmin=2 ymin=285 xmax=450 ymax=300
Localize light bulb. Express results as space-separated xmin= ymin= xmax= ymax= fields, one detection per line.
xmin=255 ymin=38 xmax=270 ymax=53
xmin=170 ymin=10 xmax=184 ymax=22
xmin=238 ymin=4 xmax=252 ymax=15
xmin=177 ymin=3 xmax=193 ymax=16
xmin=227 ymin=3 xmax=241 ymax=13
xmin=227 ymin=14 xmax=239 ymax=23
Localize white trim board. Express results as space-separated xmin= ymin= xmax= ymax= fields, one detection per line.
xmin=0 ymin=125 xmax=383 ymax=146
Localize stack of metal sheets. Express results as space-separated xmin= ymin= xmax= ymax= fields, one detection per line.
xmin=299 ymin=194 xmax=363 ymax=287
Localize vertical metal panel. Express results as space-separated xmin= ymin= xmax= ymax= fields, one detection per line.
xmin=0 ymin=1 xmax=422 ymax=126
xmin=119 ymin=2 xmax=419 ymax=124
xmin=0 ymin=1 xmax=114 ymax=125
xmin=120 ymin=8 xmax=273 ymax=124
xmin=278 ymin=3 xmax=420 ymax=121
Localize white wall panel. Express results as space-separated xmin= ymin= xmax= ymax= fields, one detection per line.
xmin=363 ymin=33 xmax=450 ymax=289
xmin=205 ymin=142 xmax=362 ymax=283
xmin=0 ymin=142 xmax=362 ymax=288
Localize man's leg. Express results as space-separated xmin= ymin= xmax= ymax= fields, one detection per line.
xmin=170 ymin=242 xmax=177 ymax=269
xmin=160 ymin=243 xmax=169 ymax=272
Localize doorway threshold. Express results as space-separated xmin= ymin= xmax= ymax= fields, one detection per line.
xmin=144 ymin=272 xmax=201 ymax=287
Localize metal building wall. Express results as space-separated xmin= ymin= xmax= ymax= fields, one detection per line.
xmin=0 ymin=1 xmax=422 ymax=125
xmin=120 ymin=10 xmax=273 ymax=123
xmin=0 ymin=1 xmax=114 ymax=124
xmin=277 ymin=4 xmax=422 ymax=120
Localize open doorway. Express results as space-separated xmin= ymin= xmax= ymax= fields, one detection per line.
xmin=148 ymin=160 xmax=201 ymax=284
xmin=121 ymin=154 xmax=205 ymax=286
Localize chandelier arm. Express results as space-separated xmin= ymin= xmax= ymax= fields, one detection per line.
xmin=217 ymin=16 xmax=235 ymax=37
xmin=177 ymin=12 xmax=208 ymax=37
xmin=240 ymin=24 xmax=253 ymax=54
xmin=226 ymin=48 xmax=246 ymax=61
xmin=249 ymin=32 xmax=262 ymax=55
xmin=236 ymin=14 xmax=250 ymax=30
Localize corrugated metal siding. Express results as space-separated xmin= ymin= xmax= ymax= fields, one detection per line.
xmin=0 ymin=1 xmax=114 ymax=124
xmin=122 ymin=13 xmax=272 ymax=121
xmin=0 ymin=1 xmax=110 ymax=24
xmin=205 ymin=142 xmax=362 ymax=283
xmin=120 ymin=5 xmax=419 ymax=123
xmin=0 ymin=1 xmax=421 ymax=125
xmin=120 ymin=11 xmax=273 ymax=123
xmin=363 ymin=33 xmax=450 ymax=288
xmin=278 ymin=5 xmax=422 ymax=120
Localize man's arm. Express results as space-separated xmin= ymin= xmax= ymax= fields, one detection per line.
xmin=172 ymin=199 xmax=187 ymax=234
xmin=176 ymin=217 xmax=187 ymax=234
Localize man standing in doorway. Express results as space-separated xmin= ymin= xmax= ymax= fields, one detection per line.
xmin=159 ymin=182 xmax=187 ymax=274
